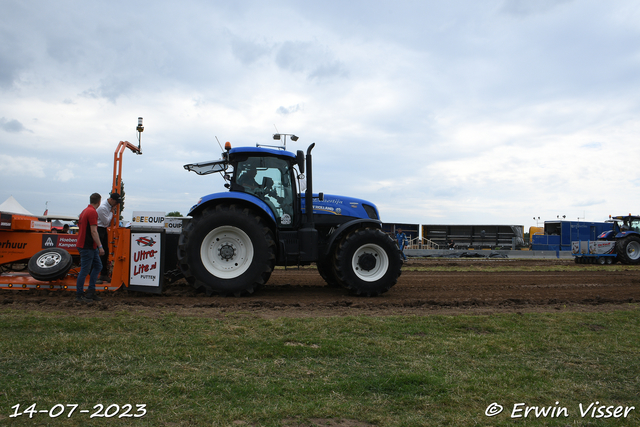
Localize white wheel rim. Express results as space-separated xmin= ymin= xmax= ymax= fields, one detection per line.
xmin=351 ymin=243 xmax=389 ymax=282
xmin=200 ymin=226 xmax=254 ymax=279
xmin=36 ymin=252 xmax=62 ymax=269
xmin=627 ymin=241 xmax=640 ymax=260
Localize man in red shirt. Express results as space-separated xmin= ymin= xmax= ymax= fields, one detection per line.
xmin=76 ymin=193 xmax=106 ymax=302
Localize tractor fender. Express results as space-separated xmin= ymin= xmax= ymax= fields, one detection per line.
xmin=615 ymin=231 xmax=640 ymax=239
xmin=187 ymin=192 xmax=277 ymax=225
xmin=322 ymin=218 xmax=383 ymax=258
xmin=598 ymin=230 xmax=615 ymax=240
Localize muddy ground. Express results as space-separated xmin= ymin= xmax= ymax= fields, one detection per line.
xmin=2 ymin=259 xmax=640 ymax=318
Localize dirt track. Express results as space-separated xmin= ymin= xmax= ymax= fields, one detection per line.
xmin=2 ymin=259 xmax=640 ymax=318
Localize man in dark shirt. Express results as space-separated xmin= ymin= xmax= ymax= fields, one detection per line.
xmin=75 ymin=193 xmax=105 ymax=302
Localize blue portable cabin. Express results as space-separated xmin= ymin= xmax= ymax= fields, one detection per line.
xmin=530 ymin=220 xmax=613 ymax=251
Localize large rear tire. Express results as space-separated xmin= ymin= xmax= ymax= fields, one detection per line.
xmin=616 ymin=235 xmax=640 ymax=265
xmin=334 ymin=228 xmax=403 ymax=296
xmin=178 ymin=204 xmax=276 ymax=296
xmin=28 ymin=248 xmax=73 ymax=281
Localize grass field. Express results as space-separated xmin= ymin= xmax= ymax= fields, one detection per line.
xmin=1 ymin=308 xmax=639 ymax=426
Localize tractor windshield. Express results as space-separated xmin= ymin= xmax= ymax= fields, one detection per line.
xmin=625 ymin=218 xmax=640 ymax=233
xmin=235 ymin=156 xmax=295 ymax=228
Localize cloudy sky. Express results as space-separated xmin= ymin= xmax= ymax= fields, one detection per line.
xmin=1 ymin=0 xmax=639 ymax=229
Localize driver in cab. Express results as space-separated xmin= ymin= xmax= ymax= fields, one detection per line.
xmin=238 ymin=169 xmax=260 ymax=190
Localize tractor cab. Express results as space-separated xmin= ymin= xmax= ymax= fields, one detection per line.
xmin=230 ymin=150 xmax=298 ymax=228
xmin=602 ymin=215 xmax=640 ymax=237
xmin=617 ymin=216 xmax=640 ymax=233
xmin=184 ymin=146 xmax=304 ymax=229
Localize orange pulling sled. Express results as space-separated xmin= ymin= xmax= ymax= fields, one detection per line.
xmin=0 ymin=119 xmax=145 ymax=293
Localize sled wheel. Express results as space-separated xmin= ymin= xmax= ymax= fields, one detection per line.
xmin=334 ymin=228 xmax=403 ymax=296
xmin=28 ymin=249 xmax=73 ymax=281
xmin=616 ymin=235 xmax=640 ymax=265
xmin=178 ymin=204 xmax=275 ymax=296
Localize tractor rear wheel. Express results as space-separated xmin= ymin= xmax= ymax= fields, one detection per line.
xmin=616 ymin=235 xmax=640 ymax=265
xmin=334 ymin=228 xmax=403 ymax=296
xmin=178 ymin=204 xmax=276 ymax=296
xmin=28 ymin=248 xmax=73 ymax=281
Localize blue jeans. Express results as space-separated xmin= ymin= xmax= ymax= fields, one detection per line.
xmin=77 ymin=248 xmax=102 ymax=296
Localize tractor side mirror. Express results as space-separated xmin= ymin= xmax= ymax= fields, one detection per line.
xmin=296 ymin=150 xmax=305 ymax=174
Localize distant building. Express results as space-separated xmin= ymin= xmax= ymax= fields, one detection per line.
xmin=422 ymin=224 xmax=525 ymax=250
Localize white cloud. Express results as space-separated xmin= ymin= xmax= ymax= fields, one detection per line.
xmin=0 ymin=154 xmax=46 ymax=178
xmin=0 ymin=117 xmax=28 ymax=133
xmin=55 ymin=169 xmax=75 ymax=182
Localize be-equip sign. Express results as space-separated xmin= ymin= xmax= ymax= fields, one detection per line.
xmin=129 ymin=231 xmax=162 ymax=288
xmin=131 ymin=211 xmax=165 ymax=228
xmin=164 ymin=217 xmax=183 ymax=234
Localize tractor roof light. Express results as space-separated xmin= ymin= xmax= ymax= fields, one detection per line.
xmin=265 ymin=133 xmax=298 ymax=149
xmin=225 ymin=141 xmax=232 ymax=151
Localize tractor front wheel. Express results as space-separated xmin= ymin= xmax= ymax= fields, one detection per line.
xmin=316 ymin=257 xmax=343 ymax=288
xmin=334 ymin=228 xmax=403 ymax=296
xmin=616 ymin=235 xmax=640 ymax=265
xmin=178 ymin=204 xmax=276 ymax=296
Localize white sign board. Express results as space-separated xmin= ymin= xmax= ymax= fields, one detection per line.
xmin=129 ymin=231 xmax=162 ymax=287
xmin=589 ymin=240 xmax=616 ymax=254
xmin=572 ymin=240 xmax=616 ymax=255
xmin=131 ymin=211 xmax=165 ymax=229
xmin=164 ymin=217 xmax=183 ymax=234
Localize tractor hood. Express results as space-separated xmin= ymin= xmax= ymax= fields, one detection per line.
xmin=301 ymin=193 xmax=380 ymax=221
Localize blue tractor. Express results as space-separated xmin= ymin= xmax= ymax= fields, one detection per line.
xmin=177 ymin=137 xmax=403 ymax=296
xmin=597 ymin=215 xmax=640 ymax=264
